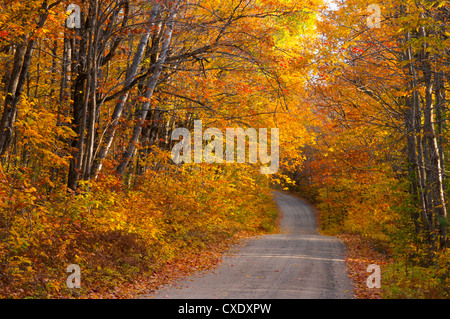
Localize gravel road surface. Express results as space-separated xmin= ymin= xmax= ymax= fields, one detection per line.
xmin=144 ymin=191 xmax=354 ymax=299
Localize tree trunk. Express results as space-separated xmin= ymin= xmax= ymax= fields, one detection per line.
xmin=0 ymin=3 xmax=49 ymax=157
xmin=67 ymin=10 xmax=90 ymax=190
xmin=116 ymin=1 xmax=180 ymax=175
xmin=91 ymin=2 xmax=161 ymax=178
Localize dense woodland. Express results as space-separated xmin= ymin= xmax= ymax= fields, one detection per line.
xmin=0 ymin=0 xmax=448 ymax=298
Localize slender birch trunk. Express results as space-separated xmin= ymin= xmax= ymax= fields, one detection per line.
xmin=116 ymin=0 xmax=181 ymax=175
xmin=91 ymin=3 xmax=161 ymax=177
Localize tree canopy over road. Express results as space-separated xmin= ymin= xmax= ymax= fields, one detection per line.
xmin=0 ymin=0 xmax=448 ymax=298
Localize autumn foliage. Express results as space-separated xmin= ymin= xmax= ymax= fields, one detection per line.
xmin=282 ymin=0 xmax=449 ymax=298
xmin=0 ymin=0 xmax=316 ymax=298
xmin=0 ymin=0 xmax=449 ymax=299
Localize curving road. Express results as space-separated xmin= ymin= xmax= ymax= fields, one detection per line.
xmin=144 ymin=191 xmax=354 ymax=299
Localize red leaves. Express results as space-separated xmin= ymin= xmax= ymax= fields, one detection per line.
xmin=0 ymin=31 xmax=9 ymax=39
xmin=351 ymin=47 xmax=364 ymax=54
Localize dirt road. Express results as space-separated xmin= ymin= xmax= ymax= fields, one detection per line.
xmin=145 ymin=192 xmax=354 ymax=299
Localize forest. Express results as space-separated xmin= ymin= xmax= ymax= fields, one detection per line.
xmin=0 ymin=0 xmax=448 ymax=298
